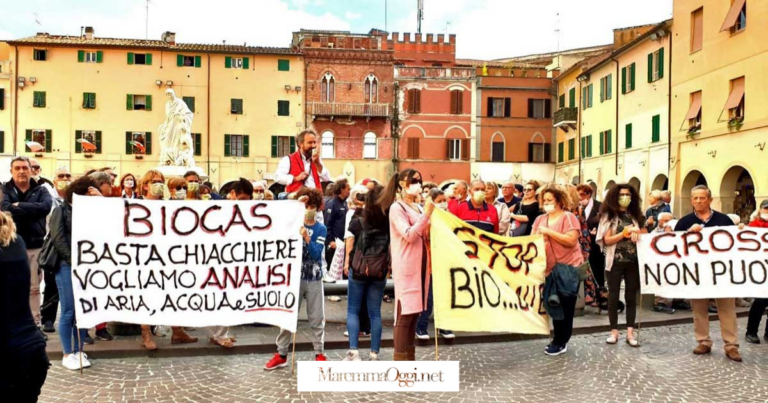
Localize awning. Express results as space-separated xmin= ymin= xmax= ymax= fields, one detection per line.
xmin=685 ymin=92 xmax=702 ymax=120
xmin=720 ymin=0 xmax=746 ymax=32
xmin=724 ymin=78 xmax=745 ymax=110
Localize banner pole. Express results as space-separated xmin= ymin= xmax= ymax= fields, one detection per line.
xmin=76 ymin=329 xmax=83 ymax=375
xmin=435 ymin=327 xmax=439 ymax=361
xmin=290 ymin=331 xmax=297 ymax=376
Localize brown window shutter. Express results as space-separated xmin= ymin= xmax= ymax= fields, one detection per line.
xmin=414 ymin=138 xmax=420 ymax=158
xmin=450 ymin=91 xmax=457 ymax=114
xmin=457 ymin=91 xmax=463 ymax=114
xmin=406 ymin=137 xmax=413 ymax=158
xmin=487 ymin=97 xmax=494 ymax=117
xmin=415 ymin=90 xmax=421 ymax=113
xmin=406 ymin=89 xmax=414 ymax=113
xmin=528 ymin=99 xmax=534 ymax=118
xmin=461 ymin=139 xmax=470 ymax=160
xmin=446 ymin=139 xmax=452 ymax=159
xmin=545 ymin=100 xmax=552 ymax=118
xmin=504 ymin=98 xmax=511 ymax=117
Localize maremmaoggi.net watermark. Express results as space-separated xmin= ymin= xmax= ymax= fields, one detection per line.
xmin=297 ymin=361 xmax=460 ymax=392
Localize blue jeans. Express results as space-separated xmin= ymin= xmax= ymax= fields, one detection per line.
xmin=347 ymin=278 xmax=386 ymax=353
xmin=56 ymin=262 xmax=88 ymax=355
xmin=416 ymin=278 xmax=434 ymax=333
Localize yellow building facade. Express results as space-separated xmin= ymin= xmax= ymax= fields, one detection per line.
xmin=553 ymin=63 xmax=585 ymax=186
xmin=578 ymin=21 xmax=672 ymax=207
xmin=670 ymin=0 xmax=764 ymax=221
xmin=1 ymin=31 xmax=304 ymax=188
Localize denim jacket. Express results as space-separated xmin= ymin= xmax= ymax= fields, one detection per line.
xmin=543 ymin=263 xmax=580 ymax=320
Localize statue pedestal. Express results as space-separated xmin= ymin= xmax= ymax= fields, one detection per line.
xmin=156 ymin=165 xmax=207 ymax=180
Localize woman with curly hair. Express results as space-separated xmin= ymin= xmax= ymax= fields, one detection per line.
xmin=596 ymin=184 xmax=646 ymax=347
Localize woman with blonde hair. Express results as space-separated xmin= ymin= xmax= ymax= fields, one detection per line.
xmin=1 ymin=209 xmax=50 ymax=398
xmin=484 ymin=181 xmax=511 ymax=236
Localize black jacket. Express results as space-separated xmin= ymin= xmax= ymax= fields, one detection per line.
xmin=48 ymin=202 xmax=72 ymax=265
xmin=0 ymin=179 xmax=53 ymax=249
xmin=584 ymin=199 xmax=602 ymax=233
xmin=324 ymin=196 xmax=348 ymax=245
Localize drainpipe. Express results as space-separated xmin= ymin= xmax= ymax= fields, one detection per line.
xmin=577 ymin=80 xmax=582 ymax=183
xmin=12 ymin=45 xmax=18 ymax=156
xmin=304 ymin=58 xmax=308 ymax=129
xmin=667 ymin=30 xmax=672 ymax=182
xmin=613 ymin=58 xmax=620 ymax=177
xmin=206 ymin=54 xmax=211 ymax=178
xmin=391 ymin=81 xmax=400 ymax=173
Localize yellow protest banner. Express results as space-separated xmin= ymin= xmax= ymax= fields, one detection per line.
xmin=430 ymin=208 xmax=548 ymax=334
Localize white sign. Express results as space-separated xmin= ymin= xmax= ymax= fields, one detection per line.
xmin=297 ymin=361 xmax=460 ymax=392
xmin=638 ymin=226 xmax=768 ymax=299
xmin=71 ymin=195 xmax=304 ymax=331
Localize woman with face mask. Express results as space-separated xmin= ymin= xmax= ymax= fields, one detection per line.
xmin=166 ymin=178 xmax=188 ymax=201
xmin=509 ymin=181 xmax=542 ymax=237
xmin=484 ymin=181 xmax=511 ymax=236
xmin=120 ymin=174 xmax=141 ymax=199
xmin=596 ymin=184 xmax=646 ymax=347
xmin=379 ymin=169 xmax=435 ymax=361
xmin=532 ymin=185 xmax=584 ymax=356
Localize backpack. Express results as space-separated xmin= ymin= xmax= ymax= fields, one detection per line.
xmin=351 ymin=217 xmax=390 ymax=281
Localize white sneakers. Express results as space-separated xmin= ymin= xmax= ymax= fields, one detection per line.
xmin=343 ymin=350 xmax=361 ymax=361
xmin=62 ymin=352 xmax=92 ymax=370
xmin=369 ymin=352 xmax=379 ymax=361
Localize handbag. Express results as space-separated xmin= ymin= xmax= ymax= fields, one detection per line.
xmin=510 ymin=203 xmax=529 ymax=237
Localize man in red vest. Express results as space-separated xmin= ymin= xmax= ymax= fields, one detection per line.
xmin=275 ymin=129 xmax=331 ymax=195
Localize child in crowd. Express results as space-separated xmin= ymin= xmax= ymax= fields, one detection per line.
xmin=264 ymin=187 xmax=328 ymax=370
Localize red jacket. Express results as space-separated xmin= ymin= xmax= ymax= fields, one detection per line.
xmin=453 ymin=200 xmax=499 ymax=234
xmin=748 ymin=218 xmax=768 ymax=228
xmin=286 ymin=151 xmax=321 ymax=193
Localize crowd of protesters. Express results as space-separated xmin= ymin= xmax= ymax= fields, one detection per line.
xmin=2 ymin=129 xmax=767 ymax=400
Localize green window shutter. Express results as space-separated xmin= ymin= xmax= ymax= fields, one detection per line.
xmin=183 ymin=97 xmax=195 ymax=113
xmin=177 ymin=54 xmax=183 ymax=67
xmin=96 ymin=51 xmax=103 ymax=63
xmin=243 ymin=135 xmax=250 ymax=157
xmin=626 ymin=123 xmax=633 ymax=149
xmin=658 ymin=48 xmax=664 ymax=80
xmin=194 ymin=133 xmax=201 ymax=156
xmin=0 ymin=131 xmax=4 ymax=154
xmin=648 ymin=53 xmax=654 ymax=83
xmin=278 ymin=100 xmax=289 ymax=116
xmin=0 ymin=88 xmax=4 ymax=110
xmin=582 ymin=87 xmax=587 ymax=109
xmin=243 ymin=57 xmax=249 ymax=69
xmin=95 ymin=131 xmax=102 ymax=154
xmin=607 ymin=130 xmax=612 ymax=153
xmin=271 ymin=136 xmax=278 ymax=157
xmin=588 ymin=84 xmax=593 ymax=107
xmin=78 ymin=50 xmax=84 ymax=63
xmin=145 ymin=95 xmax=152 ymax=111
xmin=587 ymin=135 xmax=593 ymax=157
xmin=41 ymin=92 xmax=46 ymax=107
xmin=90 ymin=93 xmax=96 ymax=108
xmin=284 ymin=101 xmax=289 ymax=116
xmin=599 ymin=132 xmax=605 ymax=155
xmin=559 ymin=94 xmax=565 ymax=108
xmin=45 ymin=130 xmax=52 ymax=152
xmin=600 ymin=79 xmax=604 ymax=102
xmin=224 ymin=134 xmax=231 ymax=156
xmin=581 ymin=137 xmax=585 ymax=158
xmin=630 ymin=64 xmax=636 ymax=91
xmin=75 ymin=130 xmax=82 ymax=153
xmin=194 ymin=56 xmax=202 ymax=68
xmin=621 ymin=67 xmax=627 ymax=94
xmin=557 ymin=142 xmax=564 ymax=163
xmin=289 ymin=136 xmax=295 ymax=153
xmin=126 ymin=132 xmax=133 ymax=154
xmin=568 ymin=138 xmax=575 ymax=160
xmin=278 ymin=59 xmax=290 ymax=71
xmin=569 ymin=88 xmax=575 ymax=108
xmin=25 ymin=130 xmax=32 ymax=152
xmin=128 ymin=52 xmax=134 ymax=65
xmin=127 ymin=94 xmax=133 ymax=110
xmin=145 ymin=132 xmax=152 ymax=155
xmin=225 ymin=56 xmax=232 ymax=68
xmin=146 ymin=53 xmax=152 ymax=65
xmin=652 ymin=115 xmax=660 ymax=143
xmin=607 ymin=74 xmax=612 ymax=99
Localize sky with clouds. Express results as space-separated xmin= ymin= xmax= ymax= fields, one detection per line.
xmin=0 ymin=0 xmax=673 ymax=60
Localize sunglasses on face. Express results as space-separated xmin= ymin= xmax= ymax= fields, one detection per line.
xmin=255 ymin=189 xmax=265 ymax=194
xmin=57 ymin=174 xmax=72 ymax=179
xmin=31 ymin=165 xmax=41 ymax=170
xmin=410 ymin=178 xmax=422 ymax=185
xmin=524 ymin=188 xmax=534 ymax=192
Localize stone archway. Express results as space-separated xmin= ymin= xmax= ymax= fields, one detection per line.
xmin=681 ymin=170 xmax=708 ymax=215
xmin=571 ymin=176 xmax=579 ymax=186
xmin=651 ymin=174 xmax=669 ymax=191
xmin=628 ymin=177 xmax=641 ymax=193
xmin=587 ymin=181 xmax=598 ymax=197
xmin=603 ymin=180 xmax=616 ymax=201
xmin=719 ymin=166 xmax=756 ymax=223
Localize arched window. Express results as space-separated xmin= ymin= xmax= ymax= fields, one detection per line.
xmin=491 ymin=132 xmax=505 ymax=162
xmin=321 ymin=131 xmax=334 ymax=159
xmin=528 ymin=132 xmax=549 ymax=162
xmin=321 ymin=72 xmax=335 ymax=103
xmin=365 ymin=74 xmax=378 ymax=103
xmin=363 ymin=132 xmax=377 ymax=159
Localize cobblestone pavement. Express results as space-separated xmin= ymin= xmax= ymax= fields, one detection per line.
xmin=40 ymin=318 xmax=768 ymax=403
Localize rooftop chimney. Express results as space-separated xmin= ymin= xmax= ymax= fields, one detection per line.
xmin=84 ymin=26 xmax=94 ymax=40
xmin=162 ymin=31 xmax=176 ymax=45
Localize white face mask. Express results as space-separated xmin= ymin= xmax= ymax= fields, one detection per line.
xmin=472 ymin=191 xmax=486 ymax=204
xmin=174 ymin=189 xmax=186 ymax=200
xmin=436 ymin=202 xmax=448 ymax=210
xmin=149 ymin=183 xmax=165 ymax=198
xmin=761 ymin=213 xmax=768 ymax=221
xmin=406 ymin=183 xmax=422 ymax=196
xmin=543 ymin=204 xmax=555 ymax=214
xmin=124 ymin=180 xmax=134 ymax=189
xmin=254 ymin=192 xmax=265 ymax=201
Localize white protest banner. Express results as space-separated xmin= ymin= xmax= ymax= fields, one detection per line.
xmin=71 ymin=195 xmax=304 ymax=331
xmin=638 ymin=226 xmax=768 ymax=299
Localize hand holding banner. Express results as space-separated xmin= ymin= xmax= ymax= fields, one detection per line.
xmin=429 ymin=209 xmax=549 ymax=335
xmin=71 ymin=196 xmax=304 ymax=331
xmin=638 ymin=226 xmax=768 ymax=299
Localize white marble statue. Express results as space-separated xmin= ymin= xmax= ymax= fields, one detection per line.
xmin=158 ymin=88 xmax=195 ymax=167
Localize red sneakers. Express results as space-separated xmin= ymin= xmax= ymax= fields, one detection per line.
xmin=264 ymin=353 xmax=288 ymax=371
xmin=315 ymin=354 xmax=327 ymax=361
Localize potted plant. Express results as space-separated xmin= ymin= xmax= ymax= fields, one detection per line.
xmin=728 ymin=116 xmax=744 ymax=132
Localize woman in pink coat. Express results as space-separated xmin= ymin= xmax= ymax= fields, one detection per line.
xmin=378 ymin=168 xmax=435 ymax=361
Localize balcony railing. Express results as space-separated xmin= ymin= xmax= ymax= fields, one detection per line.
xmin=395 ymin=67 xmax=475 ymax=80
xmin=554 ymin=107 xmax=578 ymax=128
xmin=308 ymin=102 xmax=390 ymax=118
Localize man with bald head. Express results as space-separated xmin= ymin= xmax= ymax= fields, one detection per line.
xmin=448 ymin=180 xmax=469 ymax=215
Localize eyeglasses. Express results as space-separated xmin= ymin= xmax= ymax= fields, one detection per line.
xmin=255 ymin=189 xmax=265 ymax=194
xmin=57 ymin=174 xmax=72 ymax=179
xmin=31 ymin=165 xmax=41 ymax=170
xmin=523 ymin=188 xmax=534 ymax=192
